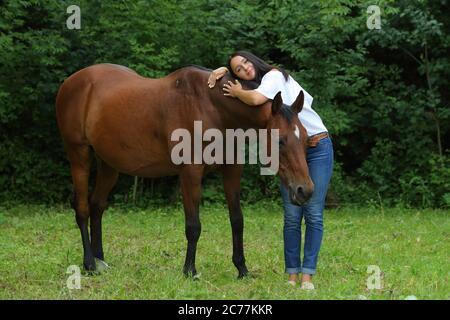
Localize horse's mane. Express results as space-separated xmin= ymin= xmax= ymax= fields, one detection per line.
xmin=169 ymin=65 xmax=295 ymax=124
xmin=184 ymin=65 xmax=212 ymax=72
xmin=184 ymin=65 xmax=260 ymax=89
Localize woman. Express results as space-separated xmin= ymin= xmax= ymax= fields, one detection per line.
xmin=207 ymin=51 xmax=333 ymax=290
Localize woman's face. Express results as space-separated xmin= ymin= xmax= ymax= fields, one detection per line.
xmin=230 ymin=55 xmax=256 ymax=81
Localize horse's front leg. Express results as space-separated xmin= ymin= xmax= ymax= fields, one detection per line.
xmin=180 ymin=165 xmax=204 ymax=278
xmin=222 ymin=164 xmax=249 ymax=279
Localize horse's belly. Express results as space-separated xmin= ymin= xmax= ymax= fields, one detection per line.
xmin=89 ymin=130 xmax=179 ymax=177
xmin=93 ymin=143 xmax=179 ymax=177
xmin=127 ymin=163 xmax=180 ymax=177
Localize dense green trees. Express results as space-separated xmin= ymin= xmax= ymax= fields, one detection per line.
xmin=0 ymin=0 xmax=448 ymax=207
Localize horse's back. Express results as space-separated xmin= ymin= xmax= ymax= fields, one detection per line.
xmin=56 ymin=64 xmax=142 ymax=143
xmin=56 ymin=64 xmax=218 ymax=177
xmin=56 ymin=64 xmax=180 ymax=176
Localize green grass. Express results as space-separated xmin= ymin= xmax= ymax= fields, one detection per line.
xmin=0 ymin=202 xmax=449 ymax=300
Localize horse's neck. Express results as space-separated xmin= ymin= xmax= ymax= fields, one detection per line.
xmin=231 ymin=102 xmax=271 ymax=129
xmin=169 ymin=68 xmax=271 ymax=129
xmin=211 ymin=94 xmax=271 ymax=130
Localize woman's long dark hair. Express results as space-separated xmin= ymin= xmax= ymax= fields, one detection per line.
xmin=227 ymin=51 xmax=289 ymax=89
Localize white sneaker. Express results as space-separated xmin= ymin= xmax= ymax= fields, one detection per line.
xmin=300 ymin=281 xmax=315 ymax=290
xmin=287 ymin=280 xmax=297 ymax=286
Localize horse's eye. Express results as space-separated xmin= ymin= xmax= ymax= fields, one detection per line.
xmin=279 ymin=137 xmax=287 ymax=147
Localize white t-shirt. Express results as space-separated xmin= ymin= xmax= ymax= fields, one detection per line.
xmin=255 ymin=70 xmax=328 ymax=137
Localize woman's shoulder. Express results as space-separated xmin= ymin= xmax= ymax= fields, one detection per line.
xmin=268 ymin=68 xmax=283 ymax=75
xmin=262 ymin=69 xmax=285 ymax=80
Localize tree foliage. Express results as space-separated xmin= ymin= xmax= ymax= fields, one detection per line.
xmin=0 ymin=0 xmax=449 ymax=207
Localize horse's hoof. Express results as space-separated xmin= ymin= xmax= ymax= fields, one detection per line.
xmin=84 ymin=261 xmax=97 ymax=273
xmin=183 ymin=268 xmax=199 ymax=279
xmin=238 ymin=273 xmax=249 ymax=279
xmin=192 ymin=273 xmax=201 ymax=281
xmin=95 ymin=258 xmax=110 ymax=272
xmin=237 ymin=268 xmax=249 ymax=279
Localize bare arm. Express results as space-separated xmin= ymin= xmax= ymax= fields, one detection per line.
xmin=207 ymin=67 xmax=229 ymax=88
xmin=223 ymin=80 xmax=268 ymax=106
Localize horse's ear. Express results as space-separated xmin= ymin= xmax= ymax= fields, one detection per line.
xmin=291 ymin=91 xmax=304 ymax=114
xmin=271 ymin=91 xmax=283 ymax=115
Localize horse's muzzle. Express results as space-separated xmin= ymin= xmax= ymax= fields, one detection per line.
xmin=289 ymin=184 xmax=314 ymax=206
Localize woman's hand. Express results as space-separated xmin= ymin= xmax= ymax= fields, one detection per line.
xmin=208 ymin=67 xmax=229 ymax=88
xmin=222 ymin=80 xmax=242 ymax=98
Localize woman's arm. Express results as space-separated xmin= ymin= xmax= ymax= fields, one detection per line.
xmin=223 ymin=80 xmax=268 ymax=106
xmin=207 ymin=67 xmax=229 ymax=88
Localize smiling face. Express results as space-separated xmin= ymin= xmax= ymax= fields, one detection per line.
xmin=229 ymin=55 xmax=256 ymax=81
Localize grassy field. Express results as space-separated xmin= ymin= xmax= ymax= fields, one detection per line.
xmin=0 ymin=202 xmax=449 ymax=300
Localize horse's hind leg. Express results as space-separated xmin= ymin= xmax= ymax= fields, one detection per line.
xmin=180 ymin=165 xmax=204 ymax=278
xmin=89 ymin=157 xmax=118 ymax=266
xmin=67 ymin=143 xmax=96 ymax=271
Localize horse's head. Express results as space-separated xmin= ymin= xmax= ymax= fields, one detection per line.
xmin=266 ymin=91 xmax=314 ymax=205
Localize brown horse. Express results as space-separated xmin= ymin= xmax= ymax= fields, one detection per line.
xmin=56 ymin=63 xmax=313 ymax=278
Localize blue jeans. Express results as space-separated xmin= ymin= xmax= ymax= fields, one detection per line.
xmin=280 ymin=136 xmax=333 ymax=275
